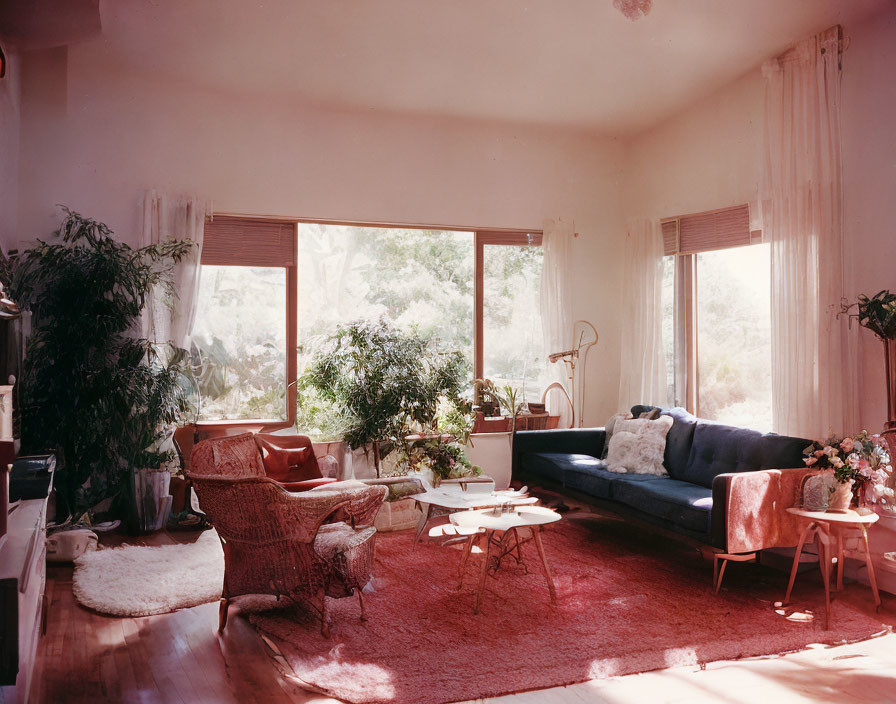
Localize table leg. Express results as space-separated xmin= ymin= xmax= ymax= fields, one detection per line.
xmin=475 ymin=530 xmax=492 ymax=614
xmin=457 ymin=533 xmax=475 ymax=590
xmin=414 ymin=503 xmax=434 ymax=547
xmin=532 ymin=527 xmax=557 ymax=604
xmin=860 ymin=525 xmax=882 ymax=610
xmin=784 ymin=521 xmax=815 ymax=605
xmin=818 ymin=526 xmax=832 ymax=630
xmin=836 ymin=528 xmax=844 ymax=592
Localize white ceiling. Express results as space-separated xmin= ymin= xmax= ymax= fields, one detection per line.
xmin=94 ymin=0 xmax=890 ymax=136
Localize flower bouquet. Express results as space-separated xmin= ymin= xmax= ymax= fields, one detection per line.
xmin=802 ymin=431 xmax=894 ymax=510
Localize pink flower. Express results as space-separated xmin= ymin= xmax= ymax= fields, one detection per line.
xmin=804 ymin=456 xmax=818 ymax=466
xmin=848 ymin=453 xmax=861 ymax=470
xmin=840 ymin=438 xmax=855 ymax=452
xmin=814 ymin=450 xmax=825 ymax=458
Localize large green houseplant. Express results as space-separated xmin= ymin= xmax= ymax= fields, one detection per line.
xmin=0 ymin=208 xmax=193 ymax=527
xmin=300 ymin=320 xmax=467 ymax=475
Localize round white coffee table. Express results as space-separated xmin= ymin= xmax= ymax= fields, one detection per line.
xmin=410 ymin=486 xmax=537 ymax=546
xmin=450 ymin=505 xmax=561 ymax=614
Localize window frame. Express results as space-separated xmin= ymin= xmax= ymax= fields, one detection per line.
xmin=194 ymin=216 xmax=542 ymax=431
xmin=662 ymin=204 xmax=768 ymax=420
xmin=473 ymin=230 xmax=543 ymax=381
xmin=195 ymin=216 xmax=299 ymax=431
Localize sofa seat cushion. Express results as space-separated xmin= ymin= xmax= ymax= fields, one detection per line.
xmin=612 ymin=477 xmax=713 ymax=535
xmin=521 ymin=453 xmax=667 ymax=500
xmin=519 ymin=452 xmax=593 ymax=483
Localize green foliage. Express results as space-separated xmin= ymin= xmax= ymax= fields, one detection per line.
xmin=436 ymin=396 xmax=476 ymax=446
xmin=398 ymin=437 xmax=481 ymax=484
xmin=300 ymin=320 xmax=467 ymax=451
xmin=0 ymin=208 xmax=193 ymax=514
xmin=295 ymin=384 xmax=350 ymax=441
xmin=855 ymin=290 xmax=896 ymax=340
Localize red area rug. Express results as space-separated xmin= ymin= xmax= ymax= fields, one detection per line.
xmin=250 ymin=513 xmax=887 ymax=704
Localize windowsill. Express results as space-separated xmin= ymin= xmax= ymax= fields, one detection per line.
xmin=194 ymin=419 xmax=289 ymax=426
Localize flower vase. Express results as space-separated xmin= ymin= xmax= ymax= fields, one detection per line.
xmin=801 ymin=473 xmax=829 ymax=512
xmin=828 ymin=476 xmax=855 ymax=513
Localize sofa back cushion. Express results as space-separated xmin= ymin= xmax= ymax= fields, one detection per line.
xmin=680 ymin=422 xmax=809 ymax=488
xmin=659 ymin=407 xmax=699 ymax=479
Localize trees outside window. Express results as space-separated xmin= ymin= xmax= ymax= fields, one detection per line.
xmin=191 ymin=220 xmax=545 ymax=433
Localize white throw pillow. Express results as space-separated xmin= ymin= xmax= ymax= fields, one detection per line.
xmin=601 ymin=412 xmax=633 ymax=459
xmin=605 ymin=415 xmax=673 ymax=475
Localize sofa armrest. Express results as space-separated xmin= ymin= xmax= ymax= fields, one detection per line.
xmin=512 ymin=428 xmax=606 ymax=476
xmin=711 ymin=466 xmax=814 ymax=554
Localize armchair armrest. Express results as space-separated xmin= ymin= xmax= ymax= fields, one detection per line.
xmin=711 ymin=466 xmax=814 ymax=554
xmin=512 ymin=428 xmax=606 ymax=475
xmin=310 ymin=481 xmax=388 ymax=528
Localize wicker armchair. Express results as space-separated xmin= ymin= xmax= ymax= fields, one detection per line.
xmin=188 ymin=434 xmax=387 ymax=637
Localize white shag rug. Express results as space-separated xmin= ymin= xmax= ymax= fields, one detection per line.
xmin=72 ymin=530 xmax=225 ymax=616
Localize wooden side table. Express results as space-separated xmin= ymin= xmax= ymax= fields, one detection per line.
xmin=783 ymin=507 xmax=880 ymax=629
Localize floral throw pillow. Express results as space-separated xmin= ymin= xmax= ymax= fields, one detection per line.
xmin=606 ymin=415 xmax=674 ymax=475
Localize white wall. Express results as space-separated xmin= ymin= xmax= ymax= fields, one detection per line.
xmin=841 ymin=4 xmax=896 ymax=432
xmin=622 ymin=4 xmax=896 ymax=435
xmin=15 ymin=40 xmax=627 ymax=426
xmin=0 ymin=48 xmax=21 ymax=250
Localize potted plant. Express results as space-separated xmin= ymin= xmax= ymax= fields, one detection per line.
xmin=802 ymin=431 xmax=893 ymax=511
xmin=398 ymin=436 xmax=481 ymax=487
xmin=300 ymin=320 xmax=467 ymax=477
xmin=0 ymin=208 xmax=192 ymax=530
xmin=842 ymin=290 xmax=896 ymax=457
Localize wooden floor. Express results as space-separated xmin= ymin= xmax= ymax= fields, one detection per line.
xmin=30 ymin=525 xmax=896 ymax=704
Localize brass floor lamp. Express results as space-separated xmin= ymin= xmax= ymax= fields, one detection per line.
xmin=541 ymin=320 xmax=598 ymax=428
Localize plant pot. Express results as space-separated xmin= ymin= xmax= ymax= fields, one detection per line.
xmin=465 ymin=432 xmax=512 ymax=489
xmin=479 ymin=400 xmax=500 ymax=417
xmin=126 ymin=467 xmax=173 ymax=534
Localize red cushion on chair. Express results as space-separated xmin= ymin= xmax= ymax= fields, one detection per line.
xmin=278 ymin=477 xmax=339 ymax=492
xmin=255 ymin=434 xmax=323 ymax=483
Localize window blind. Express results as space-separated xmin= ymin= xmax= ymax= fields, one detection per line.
xmin=202 ymin=216 xmax=297 ymax=267
xmin=661 ymin=204 xmax=757 ymax=256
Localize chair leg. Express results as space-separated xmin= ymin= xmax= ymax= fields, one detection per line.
xmin=218 ymin=598 xmax=230 ymax=633
xmin=356 ymin=588 xmax=367 ymax=621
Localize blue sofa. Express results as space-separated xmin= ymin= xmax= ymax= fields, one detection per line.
xmin=513 ymin=406 xmax=811 ymax=552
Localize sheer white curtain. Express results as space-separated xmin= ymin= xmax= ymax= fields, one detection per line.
xmin=761 ymin=27 xmax=856 ymax=438
xmin=142 ymin=190 xmax=210 ymax=348
xmin=540 ymin=217 xmax=574 ymax=427
xmin=617 ymin=218 xmax=667 ymax=410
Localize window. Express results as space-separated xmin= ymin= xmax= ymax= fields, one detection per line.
xmin=192 ymin=218 xmax=544 ymax=426
xmin=477 ymin=232 xmax=548 ymax=403
xmin=296 ymin=222 xmax=475 ymax=372
xmin=190 ymin=217 xmax=297 ymax=424
xmin=192 ymin=266 xmax=288 ymax=420
xmin=662 ymin=205 xmax=772 ymax=431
